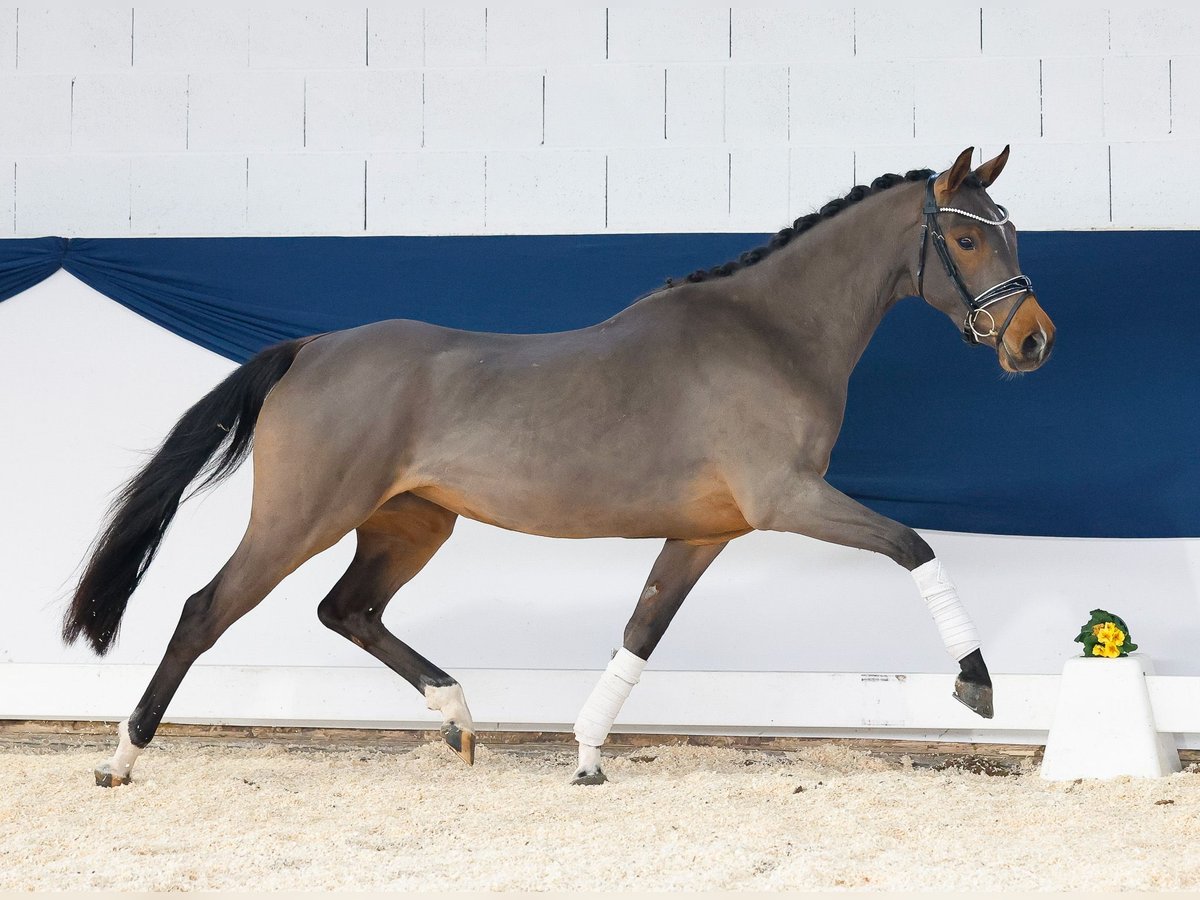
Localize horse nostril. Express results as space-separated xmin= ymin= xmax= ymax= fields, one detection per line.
xmin=1021 ymin=332 xmax=1045 ymax=359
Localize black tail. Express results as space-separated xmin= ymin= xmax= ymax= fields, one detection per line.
xmin=63 ymin=338 xmax=310 ymax=655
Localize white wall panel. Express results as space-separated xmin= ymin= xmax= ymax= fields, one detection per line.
xmin=665 ymin=65 xmax=724 ymax=144
xmin=983 ymin=7 xmax=1109 ymax=57
xmin=484 ymin=150 xmax=605 ymax=234
xmin=725 ymin=65 xmax=789 ymax=146
xmin=15 ymin=155 xmax=130 ymax=235
xmin=0 ymin=74 xmax=72 ymax=155
xmin=365 ymin=5 xmax=423 ymax=68
xmin=1041 ymin=58 xmax=1105 ymax=142
xmin=367 ymin=151 xmax=484 ymax=235
xmin=1110 ymin=141 xmax=1200 ymax=228
xmin=70 ymin=72 xmax=188 ymax=153
xmin=788 ymin=146 xmax=855 ymax=217
xmin=915 ymin=59 xmax=1041 ymax=143
xmin=247 ymin=153 xmax=363 ymax=235
xmin=1170 ymin=56 xmax=1200 ymax=139
xmin=980 ymin=142 xmax=1110 ymax=231
xmin=131 ymin=154 xmax=246 ymax=235
xmin=423 ymin=68 xmax=542 ymax=149
xmin=485 ymin=6 xmax=607 ymax=67
xmin=134 ymin=6 xmax=249 ymax=70
xmin=304 ymin=70 xmax=422 ymax=152
xmin=0 ymin=6 xmax=15 ymax=71
xmin=546 ymin=65 xmax=663 ymax=148
xmin=1103 ymin=57 xmax=1171 ymax=140
xmin=789 ymin=60 xmax=914 ymax=145
xmin=607 ymin=147 xmax=728 ymax=232
xmin=607 ymin=5 xmax=729 ymax=64
xmin=10 ymin=663 xmax=1197 ymax=745
xmin=729 ymin=6 xmax=853 ymax=62
xmin=187 ymin=71 xmax=304 ymax=152
xmin=1109 ymin=7 xmax=1200 ymax=57
xmin=15 ymin=5 xmax=131 ymax=72
xmin=855 ymin=6 xmax=979 ymax=59
xmin=729 ymin=146 xmax=789 ymax=231
xmin=0 ymin=158 xmax=11 ymax=234
xmin=424 ymin=6 xmax=485 ymax=67
xmin=247 ymin=6 xmax=364 ymax=69
xmin=851 ymin=143 xmax=972 ymax=186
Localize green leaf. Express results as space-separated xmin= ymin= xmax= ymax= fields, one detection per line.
xmin=1073 ymin=609 xmax=1140 ymax=656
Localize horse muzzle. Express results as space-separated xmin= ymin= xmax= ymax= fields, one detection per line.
xmin=998 ymin=295 xmax=1055 ymax=373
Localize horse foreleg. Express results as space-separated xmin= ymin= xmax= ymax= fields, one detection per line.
xmin=572 ymin=538 xmax=726 ymax=785
xmin=740 ymin=474 xmax=994 ymax=718
xmin=316 ymin=495 xmax=477 ymax=764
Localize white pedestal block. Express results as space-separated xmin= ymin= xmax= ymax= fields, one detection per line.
xmin=1040 ymin=655 xmax=1181 ymax=781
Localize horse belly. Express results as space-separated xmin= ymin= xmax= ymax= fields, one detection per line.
xmin=409 ymin=464 xmax=750 ymax=542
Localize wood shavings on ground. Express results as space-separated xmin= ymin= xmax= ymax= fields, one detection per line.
xmin=1 ymin=739 xmax=1196 ymax=891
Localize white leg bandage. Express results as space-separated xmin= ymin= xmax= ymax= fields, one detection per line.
xmin=573 ymin=648 xmax=646 ymax=750
xmin=106 ymin=720 xmax=142 ymax=781
xmin=912 ymin=559 xmax=981 ymax=661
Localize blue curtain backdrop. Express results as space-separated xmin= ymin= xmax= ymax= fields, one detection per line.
xmin=1 ymin=232 xmax=1196 ymax=539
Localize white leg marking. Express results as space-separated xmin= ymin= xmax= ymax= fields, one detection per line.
xmin=573 ymin=648 xmax=647 ymax=768
xmin=912 ymin=558 xmax=981 ymax=661
xmin=423 ymin=682 xmax=475 ymax=731
xmin=106 ymin=720 xmax=141 ymax=781
xmin=576 ymin=743 xmax=602 ymax=775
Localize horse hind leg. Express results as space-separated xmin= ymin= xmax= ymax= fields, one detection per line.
xmin=95 ymin=493 xmax=386 ymax=787
xmin=315 ymin=494 xmax=476 ymax=764
xmin=572 ymin=538 xmax=727 ymax=785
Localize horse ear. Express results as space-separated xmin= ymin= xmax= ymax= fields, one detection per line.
xmin=935 ymin=146 xmax=975 ymax=200
xmin=974 ymin=144 xmax=1010 ymax=188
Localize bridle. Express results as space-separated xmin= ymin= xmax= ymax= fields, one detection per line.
xmin=916 ymin=174 xmax=1033 ymax=346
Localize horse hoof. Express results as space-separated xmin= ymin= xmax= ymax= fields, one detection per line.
xmin=953 ymin=678 xmax=994 ymax=719
xmin=571 ymin=769 xmax=608 ymax=786
xmin=441 ymin=722 xmax=475 ymax=766
xmin=94 ymin=763 xmax=130 ymax=788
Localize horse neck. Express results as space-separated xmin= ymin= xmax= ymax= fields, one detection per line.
xmin=748 ymin=181 xmax=922 ymax=377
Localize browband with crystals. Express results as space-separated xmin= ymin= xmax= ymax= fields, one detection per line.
xmin=937 ymin=204 xmax=1010 ymax=225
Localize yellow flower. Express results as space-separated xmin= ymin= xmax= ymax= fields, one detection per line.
xmin=1092 ymin=641 xmax=1121 ymax=658
xmin=1093 ymin=623 xmax=1125 ymax=646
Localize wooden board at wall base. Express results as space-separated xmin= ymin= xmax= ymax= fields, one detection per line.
xmin=5 ymin=719 xmax=1197 ymax=767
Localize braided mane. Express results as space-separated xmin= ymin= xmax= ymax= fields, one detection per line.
xmin=668 ymin=168 xmax=937 ymax=286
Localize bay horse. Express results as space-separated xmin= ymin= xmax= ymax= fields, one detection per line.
xmin=64 ymin=146 xmax=1054 ymax=786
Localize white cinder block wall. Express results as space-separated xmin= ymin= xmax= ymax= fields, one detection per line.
xmin=1 ymin=3 xmax=1198 ymax=237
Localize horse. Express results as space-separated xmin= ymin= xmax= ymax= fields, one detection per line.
xmin=63 ymin=145 xmax=1054 ymax=787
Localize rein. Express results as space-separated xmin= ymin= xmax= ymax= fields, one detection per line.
xmin=916 ymin=175 xmax=1033 ymax=346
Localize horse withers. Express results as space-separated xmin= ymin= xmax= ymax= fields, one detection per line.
xmin=63 ymin=146 xmax=1054 ymax=787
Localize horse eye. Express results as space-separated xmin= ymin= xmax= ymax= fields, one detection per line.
xmin=957 ymin=236 xmax=976 ymax=250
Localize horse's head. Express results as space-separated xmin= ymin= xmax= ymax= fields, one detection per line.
xmin=916 ymin=146 xmax=1054 ymax=373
